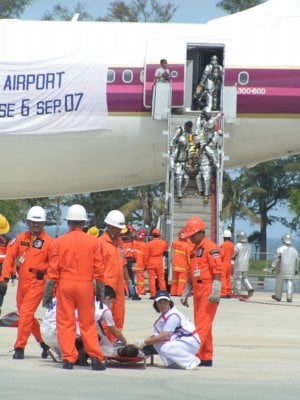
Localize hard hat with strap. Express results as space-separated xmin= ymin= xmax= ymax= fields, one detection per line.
xmin=0 ymin=214 xmax=10 ymax=234
xmin=183 ymin=216 xmax=206 ymax=237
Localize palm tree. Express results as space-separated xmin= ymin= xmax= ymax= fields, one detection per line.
xmin=222 ymin=170 xmax=260 ymax=238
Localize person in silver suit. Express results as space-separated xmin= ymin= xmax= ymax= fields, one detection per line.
xmin=271 ymin=234 xmax=298 ymax=303
xmin=194 ymin=55 xmax=223 ymax=112
xmin=232 ymin=231 xmax=254 ymax=297
xmin=170 ymin=126 xmax=190 ymax=200
xmin=194 ymin=113 xmax=221 ymax=204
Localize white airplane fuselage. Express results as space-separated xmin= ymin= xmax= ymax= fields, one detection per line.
xmin=0 ymin=0 xmax=299 ymax=199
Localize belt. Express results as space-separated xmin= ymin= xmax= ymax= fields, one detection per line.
xmin=196 ymin=279 xmax=212 ymax=284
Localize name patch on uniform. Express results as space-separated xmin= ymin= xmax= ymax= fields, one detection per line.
xmin=196 ymin=247 xmax=204 ymax=257
xmin=20 ymin=241 xmax=30 ymax=247
xmin=32 ymin=239 xmax=44 ymax=249
xmin=209 ymin=249 xmax=220 ymax=259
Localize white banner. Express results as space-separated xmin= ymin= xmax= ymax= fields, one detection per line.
xmin=0 ymin=56 xmax=108 ymax=134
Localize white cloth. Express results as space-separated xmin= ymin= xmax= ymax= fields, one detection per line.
xmin=152 ymin=306 xmax=200 ymax=368
xmin=41 ymin=298 xmax=118 ymax=356
xmin=154 ymin=67 xmax=170 ymax=82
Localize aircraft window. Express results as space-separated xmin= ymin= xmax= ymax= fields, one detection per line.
xmin=122 ymin=70 xmax=133 ymax=83
xmin=171 ymin=71 xmax=178 ymax=79
xmin=107 ymin=70 xmax=115 ymax=83
xmin=140 ymin=70 xmax=144 ymax=83
xmin=238 ymin=71 xmax=249 ymax=85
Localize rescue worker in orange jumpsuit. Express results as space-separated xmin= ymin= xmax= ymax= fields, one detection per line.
xmin=0 ymin=214 xmax=13 ymax=315
xmin=98 ymin=210 xmax=131 ymax=340
xmin=43 ymin=204 xmax=106 ymax=371
xmin=120 ymin=224 xmax=141 ymax=300
xmin=220 ymin=229 xmax=234 ymax=298
xmin=170 ymin=229 xmax=191 ymax=296
xmin=0 ymin=206 xmax=52 ymax=360
xmin=132 ymin=228 xmax=147 ymax=295
xmin=144 ymin=228 xmax=168 ymax=299
xmin=180 ymin=216 xmax=222 ymax=367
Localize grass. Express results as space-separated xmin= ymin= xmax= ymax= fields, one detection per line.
xmin=249 ymin=259 xmax=273 ymax=276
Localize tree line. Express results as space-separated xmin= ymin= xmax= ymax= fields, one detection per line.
xmin=1 ymin=0 xmax=267 ymax=20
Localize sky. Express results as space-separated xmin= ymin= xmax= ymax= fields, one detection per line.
xmin=22 ymin=0 xmax=228 ymax=22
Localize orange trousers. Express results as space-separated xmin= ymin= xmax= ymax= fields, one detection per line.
xmin=193 ymin=282 xmax=219 ymax=361
xmin=170 ymin=270 xmax=188 ymax=296
xmin=56 ymin=280 xmax=103 ymax=363
xmin=147 ymin=267 xmax=166 ymax=297
xmin=133 ymin=268 xmax=145 ymax=295
xmin=15 ymin=283 xmax=44 ymax=349
xmin=221 ymin=264 xmax=232 ymax=296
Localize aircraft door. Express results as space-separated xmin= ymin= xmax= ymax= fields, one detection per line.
xmin=143 ymin=39 xmax=186 ymax=109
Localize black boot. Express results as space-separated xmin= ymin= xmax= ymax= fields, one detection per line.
xmin=13 ymin=348 xmax=24 ymax=359
xmin=62 ymin=360 xmax=74 ymax=370
xmin=199 ymin=359 xmax=213 ymax=367
xmin=91 ymin=357 xmax=106 ymax=371
xmin=40 ymin=342 xmax=50 ymax=358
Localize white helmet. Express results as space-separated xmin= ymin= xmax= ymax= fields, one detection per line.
xmin=223 ymin=229 xmax=232 ymax=238
xmin=237 ymin=231 xmax=248 ymax=243
xmin=104 ymin=210 xmax=126 ymax=229
xmin=66 ymin=204 xmax=87 ymax=221
xmin=282 ymin=234 xmax=292 ymax=245
xmin=26 ymin=206 xmax=46 ymax=222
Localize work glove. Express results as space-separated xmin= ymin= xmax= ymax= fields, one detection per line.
xmin=180 ymin=282 xmax=193 ymax=308
xmin=95 ymin=281 xmax=105 ymax=309
xmin=208 ymin=280 xmax=222 ymax=304
xmin=42 ymin=280 xmax=55 ymax=308
xmin=134 ymin=339 xmax=145 ymax=349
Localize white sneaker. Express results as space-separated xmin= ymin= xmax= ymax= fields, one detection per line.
xmin=185 ymin=357 xmax=200 ymax=370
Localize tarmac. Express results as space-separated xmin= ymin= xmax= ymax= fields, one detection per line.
xmin=1 ymin=284 xmax=300 ymax=400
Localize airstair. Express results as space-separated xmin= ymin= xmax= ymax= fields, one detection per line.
xmin=164 ymin=112 xmax=224 ymax=242
xmin=161 ymin=111 xmax=225 ymax=283
xmin=151 ymin=81 xmax=226 ymax=280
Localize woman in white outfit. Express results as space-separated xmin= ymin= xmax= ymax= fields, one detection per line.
xmin=136 ymin=290 xmax=201 ymax=370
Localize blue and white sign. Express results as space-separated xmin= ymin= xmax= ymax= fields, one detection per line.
xmin=0 ymin=56 xmax=108 ymax=134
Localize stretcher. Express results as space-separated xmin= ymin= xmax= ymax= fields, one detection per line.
xmin=104 ymin=354 xmax=154 ymax=369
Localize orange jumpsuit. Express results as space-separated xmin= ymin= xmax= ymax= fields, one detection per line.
xmin=47 ymin=227 xmax=104 ymax=363
xmin=1 ymin=230 xmax=53 ymax=349
xmin=170 ymin=239 xmax=191 ymax=296
xmin=189 ymin=237 xmax=222 ymax=362
xmin=132 ymin=239 xmax=147 ymax=295
xmin=98 ymin=231 xmax=126 ymax=335
xmin=144 ymin=237 xmax=168 ymax=297
xmin=220 ymin=239 xmax=234 ymax=296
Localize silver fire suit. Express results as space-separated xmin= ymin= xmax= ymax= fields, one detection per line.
xmin=198 ymin=58 xmax=223 ymax=112
xmin=170 ymin=130 xmax=189 ymax=199
xmin=272 ymin=244 xmax=298 ymax=301
xmin=194 ymin=119 xmax=220 ymax=199
xmin=233 ymin=241 xmax=253 ymax=295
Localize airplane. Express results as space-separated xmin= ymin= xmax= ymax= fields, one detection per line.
xmin=0 ymin=0 xmax=299 ymax=200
